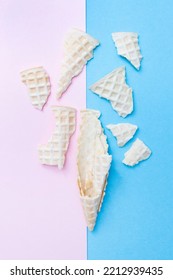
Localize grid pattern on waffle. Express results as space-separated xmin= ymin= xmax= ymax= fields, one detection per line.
xmin=112 ymin=32 xmax=142 ymax=70
xmin=90 ymin=67 xmax=133 ymax=118
xmin=107 ymin=123 xmax=138 ymax=147
xmin=21 ymin=66 xmax=51 ymax=110
xmin=80 ymin=195 xmax=101 ymax=231
xmin=93 ymin=155 xmax=112 ymax=213
xmin=57 ymin=29 xmax=99 ymax=98
xmin=38 ymin=107 xmax=76 ymax=169
xmin=123 ymin=138 xmax=151 ymax=166
xmin=77 ymin=110 xmax=108 ymax=193
xmin=77 ymin=110 xmax=112 ymax=231
xmin=93 ymin=155 xmax=112 ymax=193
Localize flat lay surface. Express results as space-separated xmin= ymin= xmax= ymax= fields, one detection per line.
xmin=0 ymin=0 xmax=173 ymax=260
xmin=87 ymin=0 xmax=173 ymax=260
xmin=0 ymin=0 xmax=86 ymax=259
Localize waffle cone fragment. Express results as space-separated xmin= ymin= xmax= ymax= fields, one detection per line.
xmin=57 ymin=29 xmax=99 ymax=99
xmin=38 ymin=106 xmax=76 ymax=169
xmin=123 ymin=138 xmax=151 ymax=166
xmin=21 ymin=67 xmax=51 ymax=110
xmin=107 ymin=123 xmax=138 ymax=147
xmin=77 ymin=110 xmax=112 ymax=231
xmin=90 ymin=67 xmax=133 ymax=117
xmin=112 ymin=32 xmax=142 ymax=70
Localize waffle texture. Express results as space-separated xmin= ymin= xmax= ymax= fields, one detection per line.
xmin=57 ymin=29 xmax=99 ymax=99
xmin=90 ymin=67 xmax=133 ymax=117
xmin=107 ymin=123 xmax=138 ymax=147
xmin=38 ymin=106 xmax=76 ymax=169
xmin=21 ymin=66 xmax=51 ymax=110
xmin=123 ymin=138 xmax=151 ymax=166
xmin=80 ymin=196 xmax=101 ymax=231
xmin=77 ymin=109 xmax=112 ymax=231
xmin=112 ymin=32 xmax=142 ymax=70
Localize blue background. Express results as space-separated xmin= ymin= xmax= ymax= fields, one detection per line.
xmin=87 ymin=0 xmax=173 ymax=259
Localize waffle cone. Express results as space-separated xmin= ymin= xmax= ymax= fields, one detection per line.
xmin=77 ymin=110 xmax=112 ymax=231
xmin=21 ymin=66 xmax=51 ymax=110
xmin=57 ymin=29 xmax=99 ymax=99
xmin=107 ymin=123 xmax=138 ymax=147
xmin=38 ymin=106 xmax=76 ymax=169
xmin=90 ymin=67 xmax=133 ymax=118
xmin=123 ymin=138 xmax=151 ymax=166
xmin=112 ymin=32 xmax=142 ymax=70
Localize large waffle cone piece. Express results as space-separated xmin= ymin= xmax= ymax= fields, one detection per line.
xmin=57 ymin=29 xmax=99 ymax=99
xmin=123 ymin=138 xmax=151 ymax=166
xmin=77 ymin=110 xmax=112 ymax=231
xmin=107 ymin=123 xmax=138 ymax=147
xmin=38 ymin=106 xmax=76 ymax=169
xmin=90 ymin=67 xmax=133 ymax=117
xmin=21 ymin=66 xmax=51 ymax=110
xmin=112 ymin=32 xmax=142 ymax=70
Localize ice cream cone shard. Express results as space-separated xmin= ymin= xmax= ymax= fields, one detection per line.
xmin=38 ymin=106 xmax=76 ymax=169
xmin=123 ymin=138 xmax=151 ymax=166
xmin=90 ymin=67 xmax=133 ymax=117
xmin=112 ymin=32 xmax=142 ymax=70
xmin=80 ymin=195 xmax=102 ymax=231
xmin=107 ymin=123 xmax=138 ymax=147
xmin=93 ymin=155 xmax=112 ymax=193
xmin=77 ymin=110 xmax=112 ymax=231
xmin=21 ymin=66 xmax=51 ymax=110
xmin=57 ymin=29 xmax=99 ymax=99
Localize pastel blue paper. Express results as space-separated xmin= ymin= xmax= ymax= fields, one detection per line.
xmin=87 ymin=0 xmax=173 ymax=260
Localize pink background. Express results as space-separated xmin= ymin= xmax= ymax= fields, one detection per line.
xmin=0 ymin=0 xmax=86 ymax=259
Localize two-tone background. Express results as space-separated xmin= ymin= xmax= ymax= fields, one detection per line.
xmin=0 ymin=0 xmax=173 ymax=260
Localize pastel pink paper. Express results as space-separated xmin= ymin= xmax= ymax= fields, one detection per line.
xmin=0 ymin=0 xmax=86 ymax=259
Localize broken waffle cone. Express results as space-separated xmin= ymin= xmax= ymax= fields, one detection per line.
xmin=80 ymin=195 xmax=101 ymax=231
xmin=77 ymin=109 xmax=112 ymax=231
xmin=38 ymin=106 xmax=76 ymax=169
xmin=107 ymin=123 xmax=138 ymax=147
xmin=123 ymin=138 xmax=151 ymax=166
xmin=90 ymin=67 xmax=133 ymax=117
xmin=112 ymin=32 xmax=142 ymax=70
xmin=21 ymin=66 xmax=51 ymax=110
xmin=57 ymin=29 xmax=99 ymax=99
